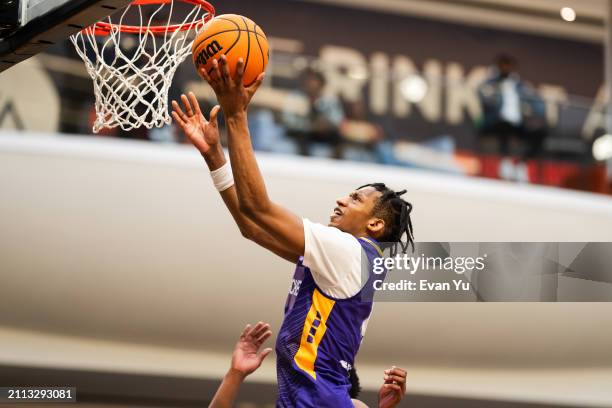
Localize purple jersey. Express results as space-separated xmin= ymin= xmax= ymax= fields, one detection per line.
xmin=275 ymin=237 xmax=385 ymax=408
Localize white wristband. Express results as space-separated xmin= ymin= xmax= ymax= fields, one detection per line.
xmin=210 ymin=162 xmax=235 ymax=192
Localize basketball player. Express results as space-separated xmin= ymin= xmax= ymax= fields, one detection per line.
xmin=208 ymin=321 xmax=406 ymax=408
xmin=172 ymin=55 xmax=414 ymax=408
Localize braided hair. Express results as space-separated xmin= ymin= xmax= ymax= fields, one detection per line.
xmin=348 ymin=367 xmax=361 ymax=398
xmin=358 ymin=183 xmax=415 ymax=254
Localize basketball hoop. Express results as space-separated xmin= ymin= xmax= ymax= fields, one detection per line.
xmin=71 ymin=0 xmax=215 ymax=133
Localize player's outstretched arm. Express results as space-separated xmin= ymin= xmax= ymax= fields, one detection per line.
xmin=209 ymin=322 xmax=273 ymax=408
xmin=200 ymin=56 xmax=305 ymax=260
xmin=172 ymin=94 xmax=298 ymax=262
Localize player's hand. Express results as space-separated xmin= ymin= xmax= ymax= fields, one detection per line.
xmin=230 ymin=322 xmax=273 ymax=378
xmin=200 ymin=55 xmax=264 ymax=118
xmin=378 ymin=366 xmax=407 ymax=408
xmin=171 ymin=92 xmax=221 ymax=155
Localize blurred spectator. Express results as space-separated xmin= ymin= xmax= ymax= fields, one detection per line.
xmin=249 ymin=109 xmax=298 ymax=154
xmin=283 ymin=68 xmax=345 ymax=159
xmin=340 ymin=99 xmax=386 ymax=163
xmin=340 ymin=100 xmax=383 ymax=152
xmin=477 ymin=55 xmax=547 ymax=181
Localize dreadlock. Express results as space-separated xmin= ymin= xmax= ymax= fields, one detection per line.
xmin=348 ymin=367 xmax=361 ymax=399
xmin=358 ymin=183 xmax=415 ymax=254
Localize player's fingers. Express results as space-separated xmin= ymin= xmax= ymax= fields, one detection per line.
xmin=386 ymin=367 xmax=407 ymax=378
xmin=247 ymin=73 xmax=265 ymax=97
xmin=209 ymin=105 xmax=221 ymax=126
xmin=211 ymin=59 xmax=222 ymax=85
xmin=383 ymin=383 xmax=403 ymax=393
xmin=256 ymin=329 xmax=273 ymax=345
xmin=386 ymin=368 xmax=406 ymax=378
xmin=258 ymin=347 xmax=273 ymax=362
xmin=209 ymin=71 xmax=223 ymax=96
xmin=180 ymin=94 xmax=194 ymax=117
xmin=171 ymin=111 xmax=186 ymax=128
xmin=391 ymin=365 xmax=405 ymax=373
xmin=245 ymin=322 xmax=262 ymax=341
xmin=188 ymin=92 xmax=202 ymax=116
xmin=199 ymin=67 xmax=219 ymax=94
xmin=235 ymin=58 xmax=245 ymax=83
xmin=200 ymin=67 xmax=214 ymax=85
xmin=171 ymin=100 xmax=188 ymax=122
xmin=240 ymin=324 xmax=252 ymax=340
xmin=251 ymin=321 xmax=268 ymax=338
xmin=384 ymin=374 xmax=405 ymax=384
xmin=219 ymin=55 xmax=231 ymax=83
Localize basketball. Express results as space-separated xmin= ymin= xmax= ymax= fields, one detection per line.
xmin=192 ymin=14 xmax=269 ymax=86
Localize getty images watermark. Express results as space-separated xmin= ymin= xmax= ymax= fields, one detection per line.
xmin=371 ymin=252 xmax=486 ymax=293
xmin=360 ymin=243 xmax=612 ymax=302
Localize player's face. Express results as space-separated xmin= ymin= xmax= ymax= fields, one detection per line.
xmin=330 ymin=186 xmax=382 ymax=235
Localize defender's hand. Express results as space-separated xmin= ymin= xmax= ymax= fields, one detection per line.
xmin=230 ymin=322 xmax=273 ymax=378
xmin=172 ymin=92 xmax=221 ymax=155
xmin=378 ymin=366 xmax=407 ymax=408
xmin=199 ymin=55 xmax=265 ymax=118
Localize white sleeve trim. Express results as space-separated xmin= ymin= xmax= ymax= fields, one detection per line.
xmin=302 ymin=219 xmax=364 ymax=299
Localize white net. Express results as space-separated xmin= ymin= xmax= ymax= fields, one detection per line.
xmin=70 ymin=0 xmax=214 ymax=133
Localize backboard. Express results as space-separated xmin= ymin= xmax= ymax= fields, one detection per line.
xmin=0 ymin=0 xmax=132 ymax=73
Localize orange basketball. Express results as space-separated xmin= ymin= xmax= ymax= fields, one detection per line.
xmin=192 ymin=14 xmax=269 ymax=86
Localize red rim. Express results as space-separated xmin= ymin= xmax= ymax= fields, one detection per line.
xmin=87 ymin=0 xmax=215 ymax=36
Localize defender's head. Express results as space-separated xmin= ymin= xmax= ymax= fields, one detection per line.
xmin=349 ymin=367 xmax=370 ymax=408
xmin=349 ymin=367 xmax=361 ymax=398
xmin=329 ymin=183 xmax=415 ymax=253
